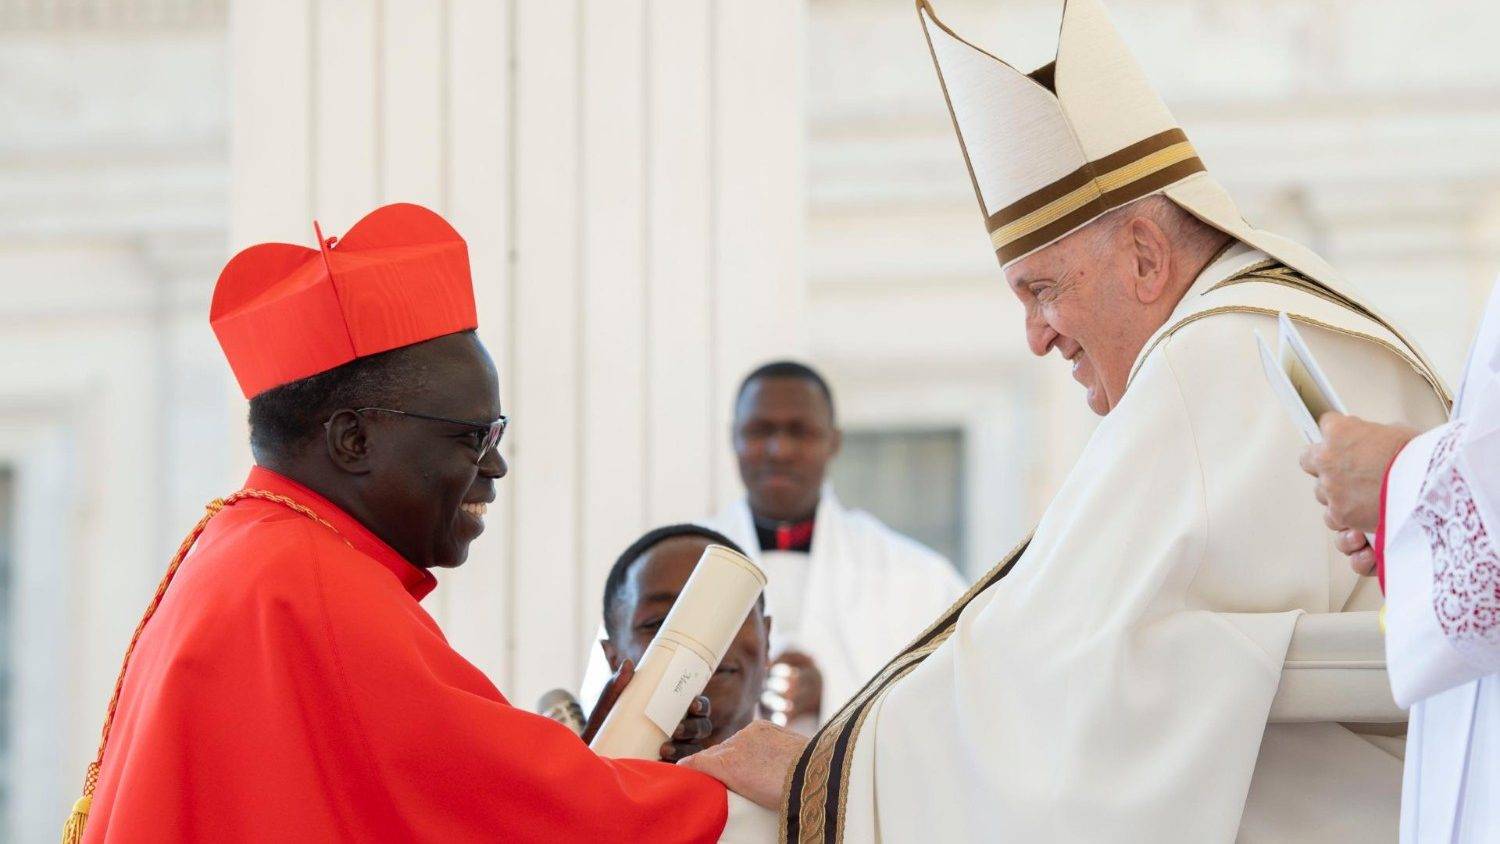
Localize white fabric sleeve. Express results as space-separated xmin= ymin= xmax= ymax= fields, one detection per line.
xmin=1268 ymin=611 xmax=1404 ymax=723
xmin=1385 ymin=421 xmax=1500 ymax=706
xmin=717 ymin=792 xmax=778 ymax=843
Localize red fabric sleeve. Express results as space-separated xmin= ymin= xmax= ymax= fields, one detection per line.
xmin=84 ymin=511 xmax=728 ymax=843
xmin=1374 ymin=447 xmax=1401 ymax=595
xmin=312 ymin=531 xmax=730 ymax=842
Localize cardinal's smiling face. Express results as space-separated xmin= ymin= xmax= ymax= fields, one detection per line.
xmin=321 ymin=331 xmax=508 ymax=569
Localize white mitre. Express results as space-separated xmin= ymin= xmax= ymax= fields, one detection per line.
xmin=918 ymin=0 xmax=1339 ymax=289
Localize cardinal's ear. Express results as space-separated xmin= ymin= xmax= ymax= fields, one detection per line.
xmin=324 ymin=409 xmax=374 ymax=475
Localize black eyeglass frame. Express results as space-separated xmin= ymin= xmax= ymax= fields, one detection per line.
xmin=333 ymin=407 xmax=508 ymax=464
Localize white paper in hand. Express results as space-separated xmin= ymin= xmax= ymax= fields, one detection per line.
xmin=642 ymin=645 xmax=711 ymax=736
xmin=1256 ymin=312 xmax=1349 ymax=443
xmin=1257 ymin=313 xmax=1373 ymax=544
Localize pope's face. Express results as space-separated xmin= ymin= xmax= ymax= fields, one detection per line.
xmin=1004 ymin=223 xmax=1149 ymax=416
xmin=733 ymin=377 xmax=841 ymax=523
xmin=360 ymin=332 xmax=507 ymax=568
xmin=603 ymin=536 xmax=771 ymax=748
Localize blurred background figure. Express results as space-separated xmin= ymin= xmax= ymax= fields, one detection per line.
xmin=599 ymin=524 xmax=771 ymax=751
xmin=581 ymin=361 xmax=963 ymax=732
xmin=710 ymin=361 xmax=964 ymax=730
xmin=6 ymin=1 xmax=1500 ymax=839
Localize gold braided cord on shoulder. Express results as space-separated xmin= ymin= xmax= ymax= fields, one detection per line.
xmin=61 ymin=489 xmax=349 ymax=844
xmin=1129 ymin=262 xmax=1452 ymax=409
xmin=781 ymin=535 xmax=1031 ymax=844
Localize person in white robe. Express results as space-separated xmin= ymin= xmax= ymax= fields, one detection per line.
xmin=683 ymin=2 xmax=1452 ymax=841
xmin=708 ymin=483 xmax=964 ymax=730
xmin=580 ymin=360 xmax=966 ymax=731
xmin=1301 ymin=278 xmax=1500 ymax=842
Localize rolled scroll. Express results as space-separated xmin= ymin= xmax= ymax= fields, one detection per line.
xmin=589 ymin=544 xmax=767 ymax=759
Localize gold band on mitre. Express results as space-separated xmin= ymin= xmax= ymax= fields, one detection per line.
xmin=987 ymin=128 xmax=1205 ymax=263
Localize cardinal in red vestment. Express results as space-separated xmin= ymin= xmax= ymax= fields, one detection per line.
xmin=67 ymin=203 xmax=736 ymax=842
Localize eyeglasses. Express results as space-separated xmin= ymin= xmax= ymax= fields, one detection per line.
xmin=348 ymin=407 xmax=508 ymax=464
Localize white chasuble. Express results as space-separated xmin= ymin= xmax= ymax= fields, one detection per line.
xmin=780 ymin=246 xmax=1449 ymax=843
xmin=1385 ymin=278 xmax=1500 ymax=843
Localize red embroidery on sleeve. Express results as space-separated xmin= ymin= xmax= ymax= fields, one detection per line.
xmin=1412 ymin=421 xmax=1500 ymax=665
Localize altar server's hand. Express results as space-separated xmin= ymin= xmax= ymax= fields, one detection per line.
xmin=764 ymin=650 xmax=822 ymax=725
xmin=680 ymin=720 xmax=809 ymax=810
xmin=1300 ymin=413 xmax=1419 ymax=535
xmin=581 ymin=660 xmax=713 ymax=761
xmin=659 ymin=696 xmax=714 ymax=763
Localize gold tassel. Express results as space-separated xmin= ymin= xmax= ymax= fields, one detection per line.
xmin=61 ymin=794 xmax=90 ymax=844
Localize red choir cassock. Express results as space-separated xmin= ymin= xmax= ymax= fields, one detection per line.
xmin=71 ymin=204 xmax=729 ymax=842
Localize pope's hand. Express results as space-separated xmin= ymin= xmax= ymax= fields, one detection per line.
xmin=1298 ymin=413 xmax=1419 ymax=573
xmin=678 ymin=719 xmax=809 ymax=810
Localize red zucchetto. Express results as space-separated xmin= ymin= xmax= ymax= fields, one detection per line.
xmin=210 ymin=202 xmax=478 ymax=398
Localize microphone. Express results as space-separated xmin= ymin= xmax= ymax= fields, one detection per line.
xmin=536 ymin=688 xmax=587 ymax=736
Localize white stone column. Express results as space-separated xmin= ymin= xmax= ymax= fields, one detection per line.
xmin=228 ymin=0 xmax=808 ymax=705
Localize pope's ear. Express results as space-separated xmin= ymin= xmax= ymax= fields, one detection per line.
xmin=1128 ymin=215 xmax=1172 ymax=304
xmin=323 ymin=409 xmax=374 ymax=474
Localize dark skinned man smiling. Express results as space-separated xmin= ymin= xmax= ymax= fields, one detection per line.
xmin=64 ymin=203 xmax=772 ymax=843
xmin=580 ymin=362 xmax=967 ymax=734
xmin=712 ymin=363 xmax=966 ymax=731
xmin=601 ymin=525 xmax=773 ymax=751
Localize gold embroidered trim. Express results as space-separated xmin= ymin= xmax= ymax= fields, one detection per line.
xmin=1129 ymin=263 xmax=1451 ymax=408
xmin=988 ymin=142 xmax=1199 ymax=251
xmin=782 ymin=535 xmax=1031 ymax=843
xmin=1129 ymin=305 xmax=1449 ymax=406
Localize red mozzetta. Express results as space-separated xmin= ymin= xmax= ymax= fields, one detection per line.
xmin=85 ymin=467 xmax=727 ymax=842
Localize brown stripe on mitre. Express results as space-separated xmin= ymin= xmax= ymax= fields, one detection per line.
xmin=982 ymin=164 xmax=1096 ymax=235
xmin=987 ymin=128 xmax=1205 ymax=264
xmin=1092 ymin=127 xmax=1191 ymax=174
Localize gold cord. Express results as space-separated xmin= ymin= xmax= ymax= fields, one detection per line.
xmin=62 ymin=489 xmax=346 ymax=843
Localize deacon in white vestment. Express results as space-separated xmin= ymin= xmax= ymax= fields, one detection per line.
xmin=684 ymin=2 xmax=1452 ymax=841
xmin=1302 ymin=278 xmax=1500 ymax=842
xmin=580 ymin=361 xmax=965 ymax=730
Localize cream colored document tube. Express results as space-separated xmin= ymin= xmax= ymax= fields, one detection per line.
xmin=589 ymin=545 xmax=767 ymax=760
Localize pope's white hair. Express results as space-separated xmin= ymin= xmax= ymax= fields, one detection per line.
xmin=1086 ymin=194 xmax=1229 ymax=261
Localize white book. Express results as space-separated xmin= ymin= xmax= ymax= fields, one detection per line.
xmin=1257 ymin=313 xmax=1373 ymax=544
xmin=1256 ymin=311 xmax=1348 ymax=444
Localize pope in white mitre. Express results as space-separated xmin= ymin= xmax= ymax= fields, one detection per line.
xmin=683 ymin=1 xmax=1453 ymax=841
